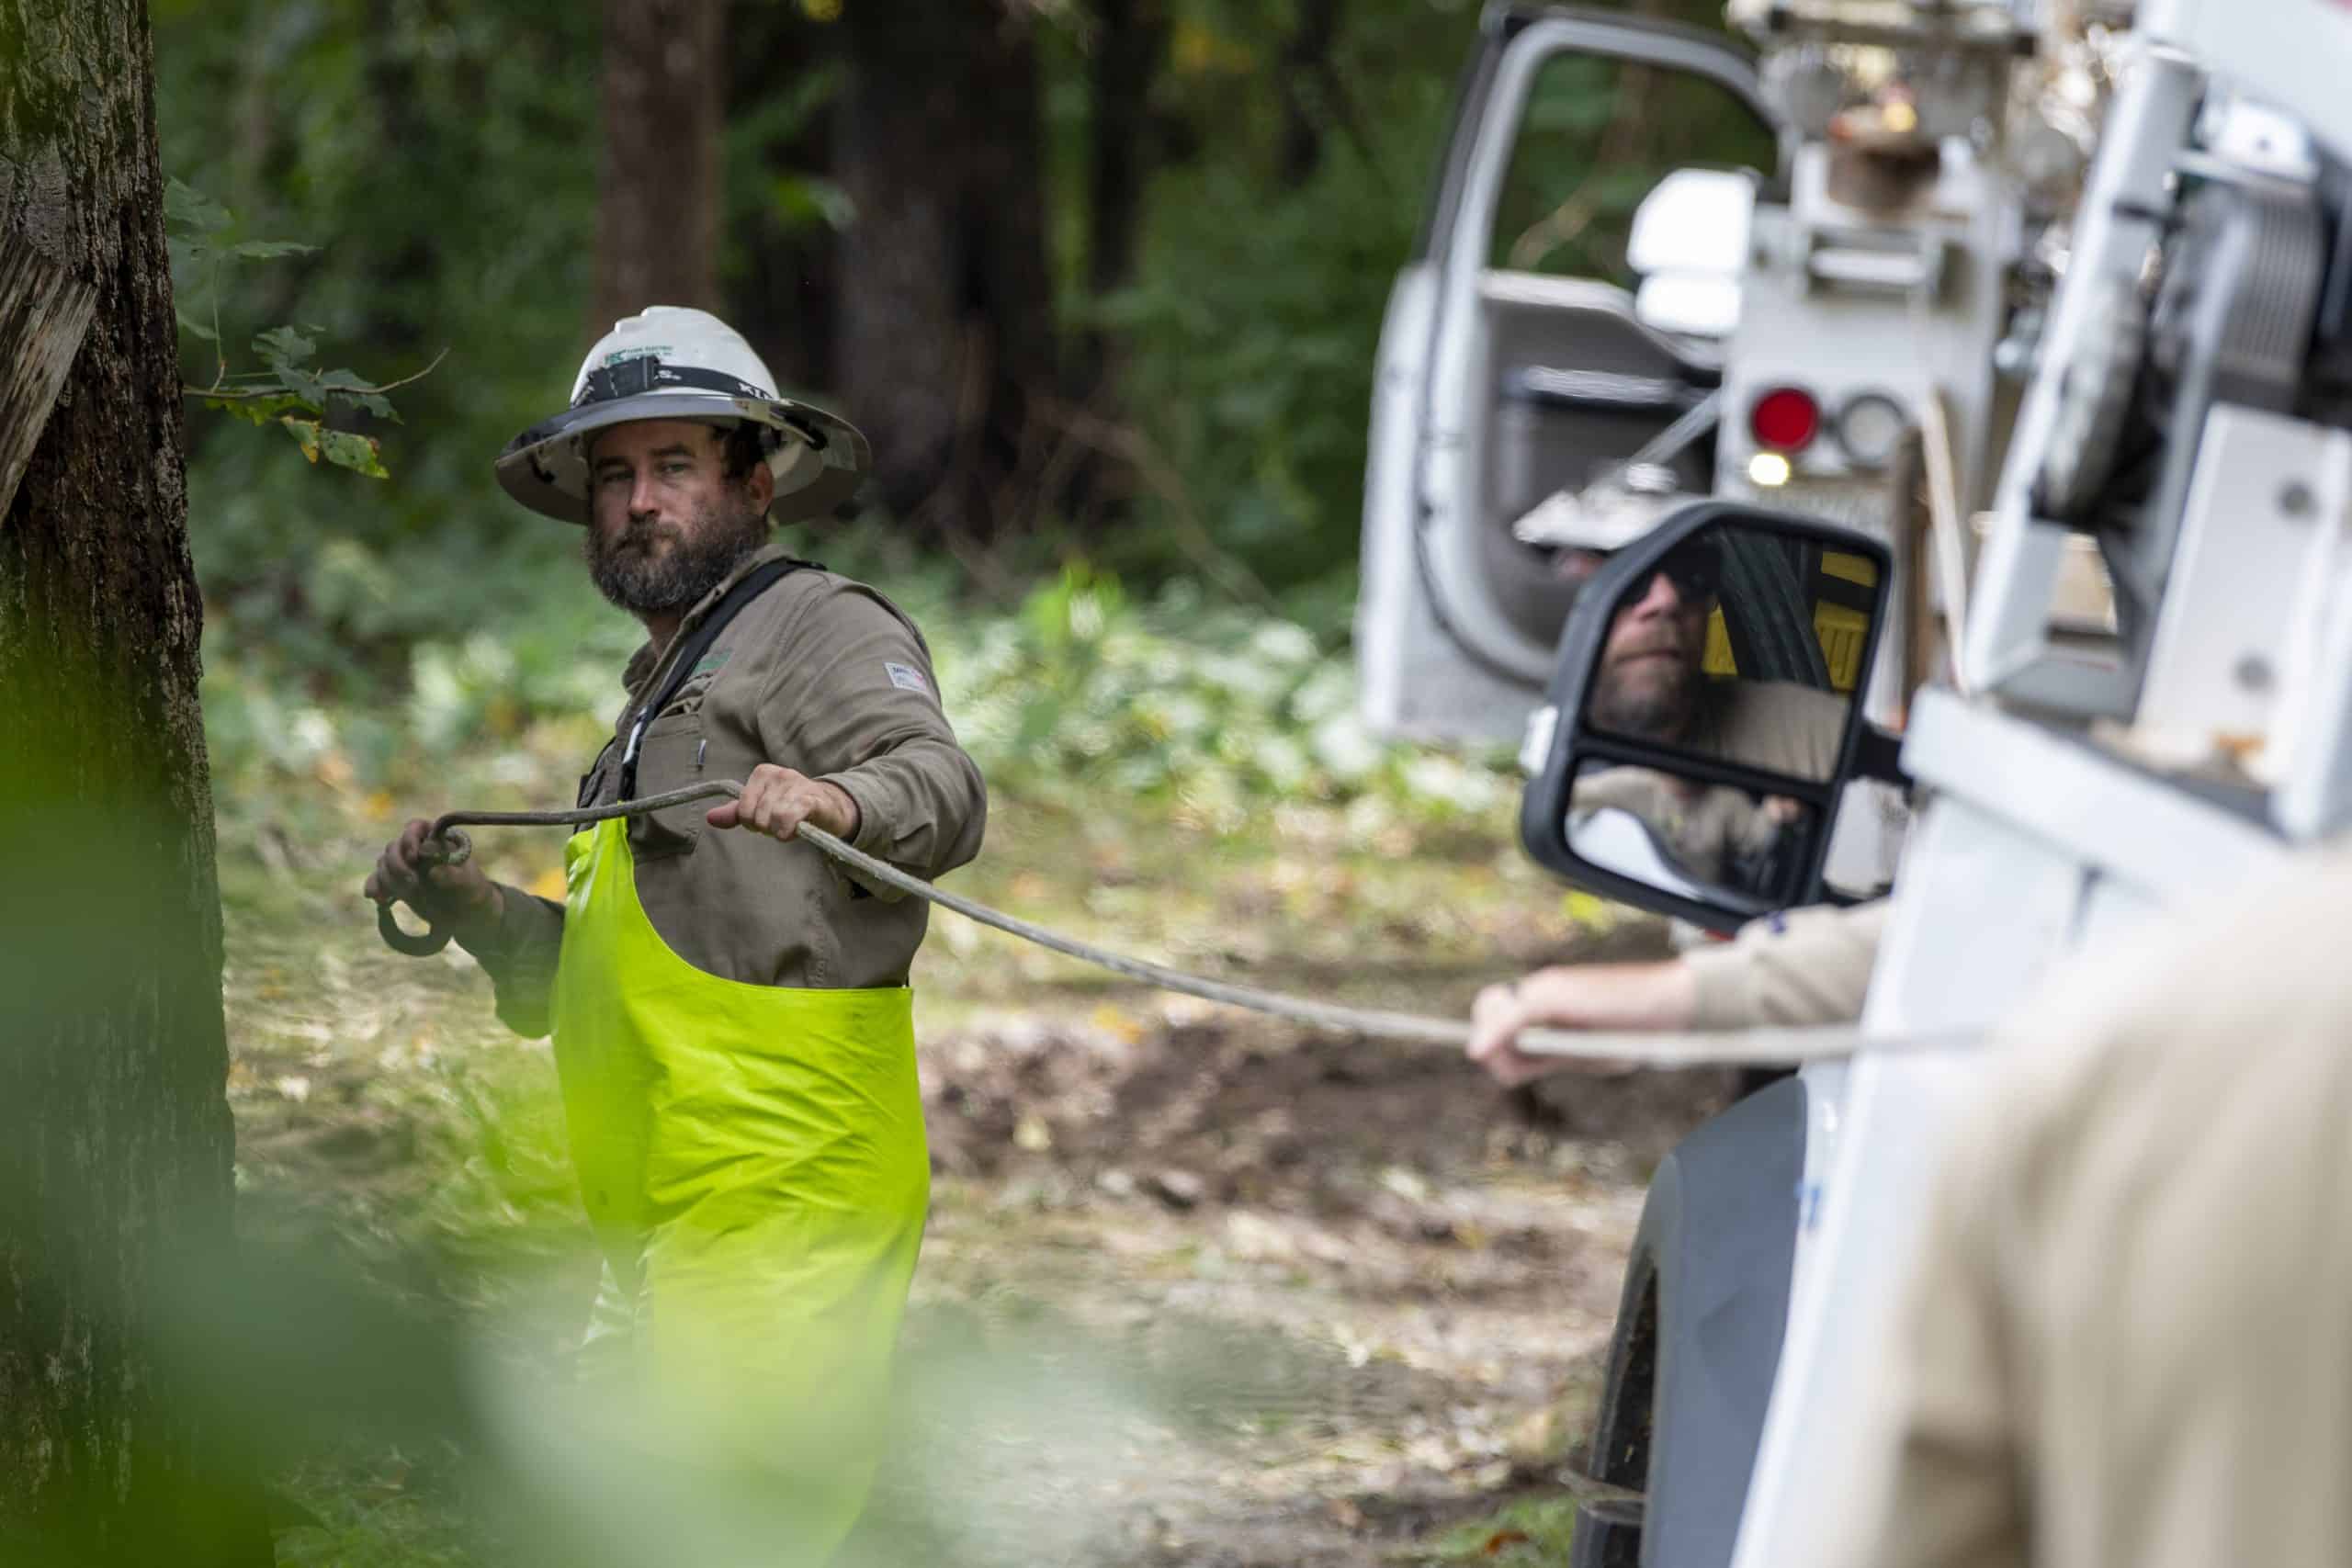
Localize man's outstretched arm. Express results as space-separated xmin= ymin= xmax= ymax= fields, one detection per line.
xmin=1466 ymin=898 xmax=1889 ymax=1085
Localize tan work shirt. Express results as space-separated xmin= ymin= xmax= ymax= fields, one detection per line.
xmin=1826 ymin=851 xmax=2352 ymax=1568
xmin=1680 ymin=678 xmax=1849 ymax=782
xmin=464 ymin=543 xmax=988 ymax=1035
xmin=1684 ymin=899 xmax=1887 ymax=1029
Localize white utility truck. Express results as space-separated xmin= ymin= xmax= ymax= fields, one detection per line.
xmin=1363 ymin=0 xmax=2352 ymax=1562
xmin=1357 ymin=0 xmax=2073 ymax=758
xmin=1345 ymin=0 xmax=2352 ymax=1562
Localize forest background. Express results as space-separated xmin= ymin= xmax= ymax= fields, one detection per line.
xmin=166 ymin=0 xmax=1731 ymax=818
xmin=64 ymin=3 xmax=1758 ymax=1562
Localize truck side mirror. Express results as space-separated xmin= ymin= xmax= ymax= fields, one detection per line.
xmin=1519 ymin=502 xmax=1902 ymax=931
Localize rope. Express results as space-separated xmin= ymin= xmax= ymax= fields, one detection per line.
xmin=380 ymin=781 xmax=1960 ymax=1067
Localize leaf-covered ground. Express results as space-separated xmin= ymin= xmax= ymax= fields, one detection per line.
xmin=220 ymin=732 xmax=1729 ymax=1565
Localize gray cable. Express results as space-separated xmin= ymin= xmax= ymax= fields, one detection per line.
xmin=397 ymin=781 xmax=1963 ymax=1067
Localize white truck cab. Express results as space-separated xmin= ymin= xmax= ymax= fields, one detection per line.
xmin=1359 ymin=1 xmax=2050 ymax=761
xmin=1373 ymin=0 xmax=2352 ymax=1563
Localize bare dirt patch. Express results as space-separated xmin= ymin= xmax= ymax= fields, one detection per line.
xmin=880 ymin=1003 xmax=1734 ymax=1565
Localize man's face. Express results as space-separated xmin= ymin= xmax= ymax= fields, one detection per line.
xmin=583 ymin=419 xmax=774 ymax=617
xmin=1586 ymin=544 xmax=1718 ymax=741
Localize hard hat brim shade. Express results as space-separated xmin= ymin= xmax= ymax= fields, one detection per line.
xmin=1514 ymin=488 xmax=1689 ymax=553
xmin=493 ymin=390 xmax=872 ymax=525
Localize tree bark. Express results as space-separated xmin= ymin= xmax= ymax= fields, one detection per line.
xmin=726 ymin=4 xmax=841 ymax=395
xmin=835 ymin=0 xmax=1058 ymax=542
xmin=359 ymin=0 xmax=435 ymax=359
xmin=1082 ymin=0 xmax=1170 ymax=371
xmin=1276 ymin=0 xmax=1345 ymax=189
xmin=594 ymin=0 xmax=726 ymax=333
xmin=0 ymin=237 xmax=96 ymax=521
xmin=1047 ymin=0 xmax=1174 ymax=532
xmin=0 ymin=1 xmax=262 ymax=1562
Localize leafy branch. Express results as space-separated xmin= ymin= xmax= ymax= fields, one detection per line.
xmin=164 ymin=178 xmax=438 ymax=479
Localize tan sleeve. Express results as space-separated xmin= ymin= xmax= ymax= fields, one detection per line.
xmin=757 ymin=583 xmax=988 ymax=900
xmin=1710 ymin=681 xmax=1851 ymax=780
xmin=1682 ymin=897 xmax=1888 ymax=1029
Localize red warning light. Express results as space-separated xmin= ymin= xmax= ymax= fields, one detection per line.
xmin=1749 ymin=387 xmax=1822 ymax=452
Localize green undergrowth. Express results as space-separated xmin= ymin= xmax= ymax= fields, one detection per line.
xmin=203 ymin=558 xmax=1516 ymax=824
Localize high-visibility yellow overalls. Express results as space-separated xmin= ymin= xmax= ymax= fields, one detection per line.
xmin=551 ymin=816 xmax=929 ymax=1562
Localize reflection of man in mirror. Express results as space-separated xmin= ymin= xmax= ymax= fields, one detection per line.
xmin=1576 ymin=535 xmax=1849 ymax=782
xmin=1572 ymin=764 xmax=1803 ymax=896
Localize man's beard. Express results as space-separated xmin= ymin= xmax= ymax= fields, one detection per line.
xmin=585 ymin=491 xmax=771 ymax=616
xmin=1589 ymin=649 xmax=1700 ymax=741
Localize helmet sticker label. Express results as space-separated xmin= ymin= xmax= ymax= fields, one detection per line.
xmin=603 ymin=345 xmax=671 ymax=367
xmin=883 ymin=661 xmax=928 ymax=694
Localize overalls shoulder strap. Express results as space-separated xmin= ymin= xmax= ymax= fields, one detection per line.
xmin=616 ymin=555 xmax=821 ymax=799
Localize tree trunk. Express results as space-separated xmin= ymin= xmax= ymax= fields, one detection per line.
xmin=1081 ymin=0 xmax=1170 ymax=375
xmin=1084 ymin=0 xmax=1166 ymax=304
xmin=726 ymin=3 xmax=842 ymax=395
xmin=0 ymin=2 xmax=263 ymax=1562
xmin=359 ymin=0 xmax=435 ymax=359
xmin=0 ymin=239 xmax=96 ymax=521
xmin=835 ymin=0 xmax=1058 ymax=542
xmin=594 ymin=0 xmax=726 ymax=333
xmin=1051 ymin=0 xmax=1173 ymax=532
xmin=1276 ymin=0 xmax=1345 ymax=189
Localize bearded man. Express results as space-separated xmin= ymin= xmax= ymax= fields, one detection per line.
xmin=364 ymin=307 xmax=985 ymax=1560
xmin=1578 ymin=535 xmax=1847 ymax=780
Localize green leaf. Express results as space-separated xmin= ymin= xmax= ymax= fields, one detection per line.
xmin=279 ymin=415 xmax=324 ymax=463
xmin=275 ymin=416 xmax=388 ymax=477
xmin=164 ymin=176 xmax=230 ymax=234
xmin=275 ymin=363 xmax=329 ymax=409
xmin=318 ymin=428 xmax=390 ymax=479
xmin=250 ymin=331 xmax=328 ymax=408
xmin=317 ymin=369 xmax=397 ymax=422
xmin=205 ymin=394 xmax=305 ymax=424
xmin=175 ymin=307 xmax=219 ymax=342
xmin=254 ymin=325 xmax=318 ymax=367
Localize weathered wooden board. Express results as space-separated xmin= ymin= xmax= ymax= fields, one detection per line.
xmin=0 ymin=231 xmax=100 ymax=525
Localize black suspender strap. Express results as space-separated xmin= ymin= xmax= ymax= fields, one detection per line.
xmin=616 ymin=556 xmax=820 ymax=799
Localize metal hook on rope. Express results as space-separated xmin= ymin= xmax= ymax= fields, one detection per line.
xmin=375 ymin=831 xmax=475 ymax=956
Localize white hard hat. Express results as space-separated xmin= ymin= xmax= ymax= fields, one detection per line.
xmin=494 ymin=306 xmax=871 ymax=524
xmin=1511 ymin=465 xmax=1697 ymax=552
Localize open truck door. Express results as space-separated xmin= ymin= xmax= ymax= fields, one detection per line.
xmin=1358 ymin=4 xmax=1783 ymax=745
